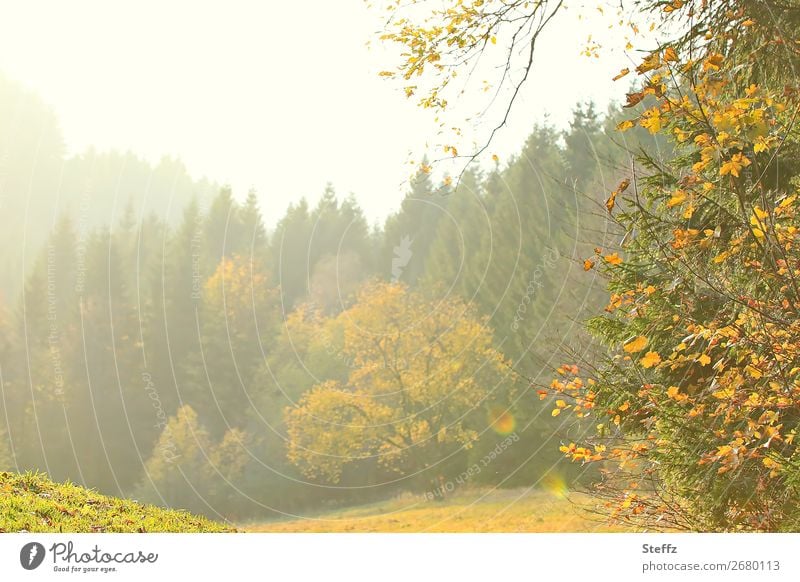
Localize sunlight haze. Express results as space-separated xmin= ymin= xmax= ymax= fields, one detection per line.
xmin=0 ymin=0 xmax=634 ymax=223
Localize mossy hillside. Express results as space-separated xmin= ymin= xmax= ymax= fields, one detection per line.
xmin=0 ymin=472 xmax=234 ymax=533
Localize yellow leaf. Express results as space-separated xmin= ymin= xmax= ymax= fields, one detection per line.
xmin=698 ymin=354 xmax=711 ymax=366
xmin=713 ymin=387 xmax=735 ymax=399
xmin=613 ymin=67 xmax=630 ymax=81
xmin=616 ymin=119 xmax=635 ymax=132
xmin=636 ymin=53 xmax=661 ymax=74
xmin=640 ymin=107 xmax=663 ymax=134
xmin=640 ymin=351 xmax=661 ymax=368
xmin=623 ymin=335 xmax=649 ymax=353
xmin=745 ymin=365 xmax=763 ymax=379
xmin=551 ymin=408 xmax=561 ymax=417
xmin=666 ymin=189 xmax=687 ymax=208
xmin=673 ymin=127 xmax=690 ymax=142
xmin=713 ymin=251 xmax=729 ymax=264
xmin=720 ymin=153 xmax=751 ymax=178
xmin=704 ymin=53 xmax=724 ymax=71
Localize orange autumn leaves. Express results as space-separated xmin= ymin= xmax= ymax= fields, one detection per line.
xmin=614 ymin=45 xmax=782 ymax=187
xmin=548 ymin=365 xmax=593 ymax=421
xmin=622 ymin=335 xmax=661 ymax=368
xmin=578 ymin=179 xmax=632 ymax=273
xmin=639 ymin=351 xmax=661 ymax=368
xmin=623 ymin=335 xmax=648 ymax=353
xmin=550 ymin=336 xmax=658 ymax=417
xmin=583 ymin=247 xmax=624 ymax=271
xmin=605 ymin=178 xmax=630 ymax=213
xmin=719 ymin=152 xmax=751 ymax=178
xmin=542 ymin=3 xmax=800 ymax=530
xmin=374 ymin=0 xmax=800 ymax=530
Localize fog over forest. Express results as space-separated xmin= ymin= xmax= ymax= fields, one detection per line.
xmin=0 ymin=70 xmax=667 ymax=519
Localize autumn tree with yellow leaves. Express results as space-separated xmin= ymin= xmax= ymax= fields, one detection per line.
xmin=377 ymin=0 xmax=800 ymax=530
xmin=135 ymin=405 xmax=249 ymax=517
xmin=285 ymin=281 xmax=510 ymax=485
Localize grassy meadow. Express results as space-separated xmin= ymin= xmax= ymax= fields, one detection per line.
xmin=245 ymin=488 xmax=629 ymax=533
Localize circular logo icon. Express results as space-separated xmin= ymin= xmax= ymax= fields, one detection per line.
xmin=20 ymin=542 xmax=46 ymax=570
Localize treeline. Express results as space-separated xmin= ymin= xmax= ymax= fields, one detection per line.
xmin=0 ymin=96 xmax=661 ymax=519
xmin=0 ymin=73 xmax=218 ymax=301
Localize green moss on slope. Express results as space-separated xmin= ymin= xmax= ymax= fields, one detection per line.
xmin=0 ymin=472 xmax=234 ymax=532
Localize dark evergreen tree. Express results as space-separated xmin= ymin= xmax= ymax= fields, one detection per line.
xmin=270 ymin=188 xmax=373 ymax=310
xmin=145 ymin=198 xmax=206 ymax=419
xmin=381 ymin=164 xmax=445 ymax=285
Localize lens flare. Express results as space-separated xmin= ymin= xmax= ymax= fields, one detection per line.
xmin=488 ymin=407 xmax=516 ymax=435
xmin=542 ymin=473 xmax=569 ymax=499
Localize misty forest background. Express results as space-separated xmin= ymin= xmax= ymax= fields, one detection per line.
xmin=0 ymin=74 xmax=664 ymax=520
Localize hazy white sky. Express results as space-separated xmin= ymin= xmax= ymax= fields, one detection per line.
xmin=0 ymin=0 xmax=641 ymax=224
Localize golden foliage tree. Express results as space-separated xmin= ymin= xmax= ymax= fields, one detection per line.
xmin=137 ymin=405 xmax=249 ymax=516
xmin=285 ymin=281 xmax=510 ymax=483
